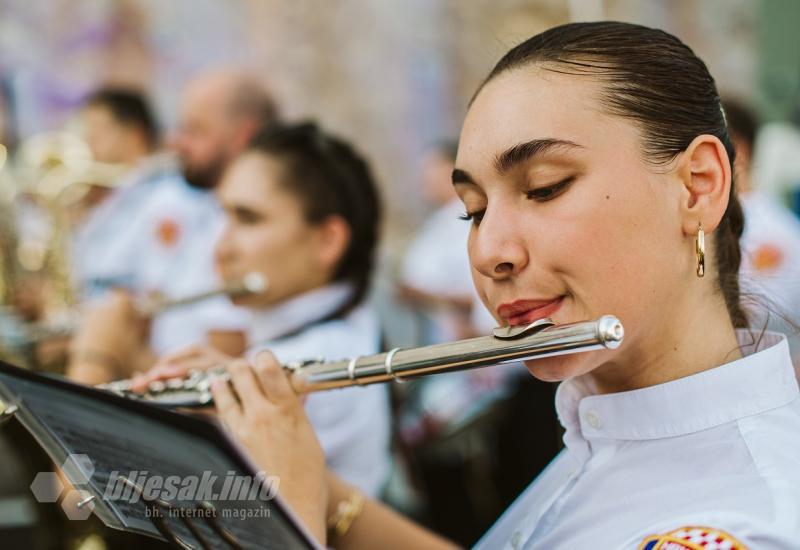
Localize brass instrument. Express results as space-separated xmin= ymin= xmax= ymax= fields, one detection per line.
xmin=0 ymin=132 xmax=131 ymax=370
xmin=98 ymin=315 xmax=624 ymax=408
xmin=12 ymin=132 xmax=128 ymax=317
xmin=0 ymin=143 xmax=13 ymax=305
xmin=16 ymin=131 xmax=127 ymax=201
xmin=0 ymin=143 xmax=33 ymax=367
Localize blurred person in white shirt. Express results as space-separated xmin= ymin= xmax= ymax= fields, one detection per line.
xmin=400 ymin=141 xmax=476 ymax=344
xmin=73 ymin=87 xmax=177 ymax=298
xmin=133 ymin=122 xmax=391 ymax=496
xmin=724 ymin=98 xmax=800 ymax=369
xmin=751 ymin=92 xmax=800 ymax=207
xmin=68 ymin=70 xmax=279 ymax=383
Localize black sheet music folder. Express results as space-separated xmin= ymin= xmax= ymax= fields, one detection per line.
xmin=0 ymin=360 xmax=321 ymax=549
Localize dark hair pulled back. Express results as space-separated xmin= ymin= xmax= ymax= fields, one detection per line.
xmin=245 ymin=122 xmax=381 ymax=318
xmin=482 ymin=21 xmax=747 ymax=328
xmin=85 ymin=87 xmax=159 ymax=149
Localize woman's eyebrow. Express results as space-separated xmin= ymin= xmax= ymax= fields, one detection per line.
xmin=451 ymin=168 xmax=475 ymax=186
xmin=451 ymin=138 xmax=583 ymax=187
xmin=493 ymin=138 xmax=583 ymax=174
xmin=227 ymin=204 xmax=261 ymax=218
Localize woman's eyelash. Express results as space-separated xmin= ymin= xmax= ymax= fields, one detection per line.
xmin=526 ymin=176 xmax=575 ymax=201
xmin=458 ymin=176 xmax=575 ymax=225
xmin=458 ymin=210 xmax=485 ymax=224
xmin=237 ymin=211 xmax=263 ymax=224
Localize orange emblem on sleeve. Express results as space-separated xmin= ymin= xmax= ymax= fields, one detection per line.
xmin=155 ymin=218 xmax=181 ymax=247
xmin=639 ymin=526 xmax=747 ymax=550
xmin=751 ymin=243 xmax=783 ymax=272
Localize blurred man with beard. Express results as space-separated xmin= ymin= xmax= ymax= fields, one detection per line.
xmin=174 ymin=70 xmax=278 ymax=189
xmin=68 ymin=70 xmax=278 ymax=384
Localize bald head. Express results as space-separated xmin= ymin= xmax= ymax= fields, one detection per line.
xmin=174 ymin=69 xmax=279 ymax=189
xmin=184 ymin=70 xmax=278 ymax=123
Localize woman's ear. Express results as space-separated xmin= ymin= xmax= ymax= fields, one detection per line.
xmin=315 ymin=215 xmax=351 ymax=274
xmin=230 ymin=120 xmax=260 ymax=152
xmin=677 ymin=134 xmax=732 ymax=236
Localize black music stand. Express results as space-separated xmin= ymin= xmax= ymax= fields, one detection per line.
xmin=0 ymin=360 xmax=321 ymax=550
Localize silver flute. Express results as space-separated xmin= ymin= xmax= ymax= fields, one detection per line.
xmin=25 ymin=273 xmax=268 ymax=343
xmin=137 ymin=272 xmax=268 ymax=316
xmin=98 ymin=315 xmax=623 ymax=408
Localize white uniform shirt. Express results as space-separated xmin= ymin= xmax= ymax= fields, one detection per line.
xmin=136 ymin=180 xmax=250 ymax=355
xmin=73 ymin=155 xmax=176 ymax=296
xmin=401 ymin=199 xmax=473 ymax=297
xmin=739 ymin=190 xmax=800 ymax=366
xmin=75 ymin=170 xmax=250 ymax=355
xmin=476 ymin=331 xmax=800 ymax=550
xmin=401 ymin=199 xmax=477 ymax=342
xmin=752 ymin=122 xmax=800 ymax=199
xmin=245 ymin=282 xmax=391 ymax=497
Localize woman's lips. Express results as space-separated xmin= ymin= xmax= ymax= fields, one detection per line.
xmin=497 ymin=296 xmax=565 ymax=326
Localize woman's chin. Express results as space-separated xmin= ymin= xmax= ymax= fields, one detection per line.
xmin=522 ymin=354 xmax=592 ymax=382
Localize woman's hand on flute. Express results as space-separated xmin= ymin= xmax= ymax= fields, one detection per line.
xmin=212 ymin=351 xmax=330 ymax=545
xmin=130 ymin=344 xmax=234 ymax=392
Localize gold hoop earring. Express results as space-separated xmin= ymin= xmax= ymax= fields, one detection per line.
xmin=695 ymin=223 xmax=705 ymax=278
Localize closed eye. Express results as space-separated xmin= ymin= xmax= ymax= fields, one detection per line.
xmin=526 ymin=176 xmax=575 ymax=202
xmin=230 ymin=206 xmax=263 ymax=225
xmin=458 ymin=209 xmax=485 ymax=226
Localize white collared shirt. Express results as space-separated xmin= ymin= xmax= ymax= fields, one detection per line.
xmin=401 ymin=199 xmax=473 ymax=297
xmin=245 ymin=283 xmax=391 ymax=497
xmin=476 ymin=331 xmax=800 ymax=549
xmin=401 ymin=199 xmax=476 ymax=342
xmin=739 ymin=190 xmax=800 ymax=366
xmin=73 ymin=154 xmax=177 ymax=296
xmin=75 ymin=169 xmax=251 ymax=355
xmin=141 ymin=180 xmax=251 ymax=355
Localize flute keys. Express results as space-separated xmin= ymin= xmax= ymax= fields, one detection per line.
xmin=197 ymin=390 xmax=213 ymax=406
xmin=147 ymin=380 xmax=166 ymax=394
xmin=284 ymin=358 xmax=322 ymax=372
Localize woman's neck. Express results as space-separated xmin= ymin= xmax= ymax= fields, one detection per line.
xmin=247 ymin=282 xmax=354 ymax=344
xmin=585 ymin=294 xmax=743 ymax=395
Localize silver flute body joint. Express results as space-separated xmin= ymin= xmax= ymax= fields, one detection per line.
xmin=98 ymin=315 xmax=623 ymax=408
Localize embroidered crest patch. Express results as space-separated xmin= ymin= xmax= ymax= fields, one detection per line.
xmin=751 ymin=243 xmax=784 ymax=272
xmin=155 ymin=218 xmax=181 ymax=247
xmin=638 ymin=526 xmax=747 ymax=550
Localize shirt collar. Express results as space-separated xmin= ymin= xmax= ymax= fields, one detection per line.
xmin=556 ymin=330 xmax=799 ymax=446
xmin=116 ymin=153 xmax=177 ymax=188
xmin=247 ymin=282 xmax=353 ymax=345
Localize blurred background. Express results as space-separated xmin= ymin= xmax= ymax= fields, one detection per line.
xmin=2 ymin=0 xmax=799 ymax=237
xmin=1 ymin=1 xmax=800 ymax=548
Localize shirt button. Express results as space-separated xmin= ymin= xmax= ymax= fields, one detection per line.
xmin=510 ymin=530 xmax=522 ymax=549
xmin=585 ymin=411 xmax=602 ymax=429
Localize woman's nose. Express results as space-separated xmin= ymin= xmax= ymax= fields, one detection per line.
xmin=214 ymin=225 xmax=236 ymax=265
xmin=469 ymin=206 xmax=528 ymax=280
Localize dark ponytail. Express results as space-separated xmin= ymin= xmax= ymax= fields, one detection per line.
xmin=482 ymin=21 xmax=748 ymax=328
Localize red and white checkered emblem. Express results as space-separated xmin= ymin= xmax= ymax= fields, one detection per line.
xmin=639 ymin=526 xmax=747 ymax=550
